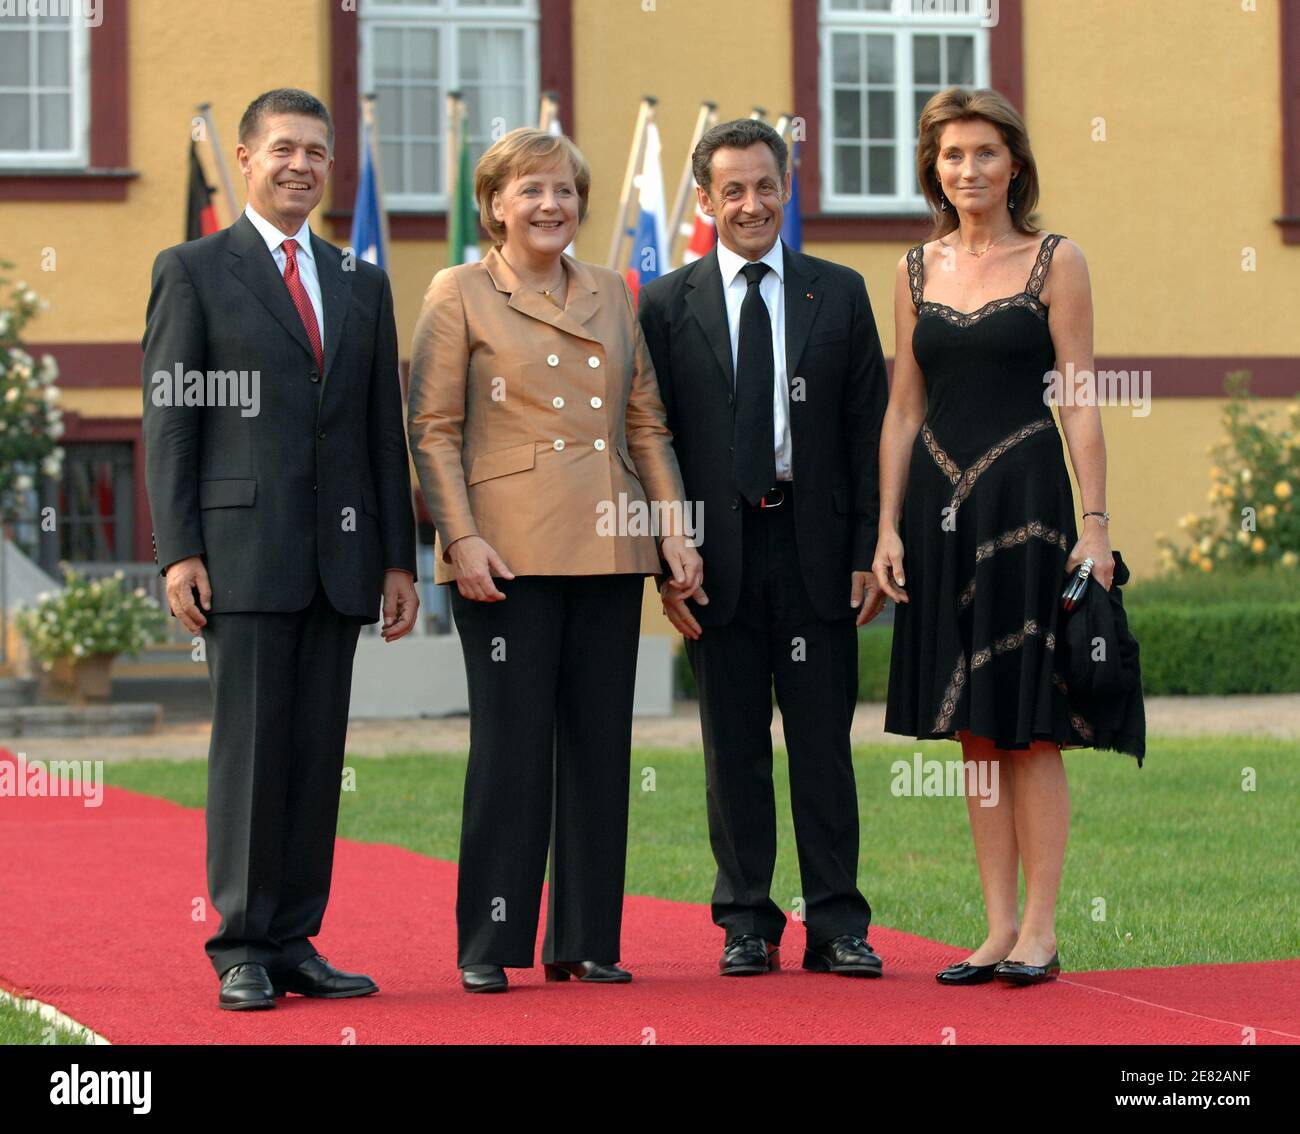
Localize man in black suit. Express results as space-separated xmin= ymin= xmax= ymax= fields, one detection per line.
xmin=639 ymin=119 xmax=889 ymax=977
xmin=143 ymin=88 xmax=418 ymax=1010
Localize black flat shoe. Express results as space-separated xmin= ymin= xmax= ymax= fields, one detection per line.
xmin=543 ymin=961 xmax=632 ymax=983
xmin=461 ymin=964 xmax=508 ymax=993
xmin=720 ymin=934 xmax=780 ymax=975
xmin=802 ymin=934 xmax=883 ymax=977
xmin=994 ymin=951 xmax=1061 ymax=985
xmin=272 ymin=954 xmax=378 ymax=998
xmin=219 ymin=962 xmax=276 ymax=1011
xmin=935 ymin=960 xmax=1001 ymax=985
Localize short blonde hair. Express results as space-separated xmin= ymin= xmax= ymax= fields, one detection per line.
xmin=475 ymin=127 xmax=590 ymax=245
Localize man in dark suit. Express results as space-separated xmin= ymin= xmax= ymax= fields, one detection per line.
xmin=142 ymin=88 xmax=418 ymax=1010
xmin=639 ymin=119 xmax=889 ymax=977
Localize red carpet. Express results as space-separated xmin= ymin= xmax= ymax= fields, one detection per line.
xmin=1 ymin=749 xmax=1296 ymax=1045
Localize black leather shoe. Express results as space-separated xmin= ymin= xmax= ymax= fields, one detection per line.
xmin=543 ymin=961 xmax=632 ymax=983
xmin=219 ymin=962 xmax=276 ymax=1010
xmin=271 ymin=954 xmax=378 ymax=998
xmin=720 ymin=934 xmax=780 ymax=975
xmin=461 ymin=964 xmax=508 ymax=993
xmin=802 ymin=934 xmax=883 ymax=977
xmin=936 ymin=960 xmax=1001 ymax=985
xmin=994 ymin=951 xmax=1061 ymax=985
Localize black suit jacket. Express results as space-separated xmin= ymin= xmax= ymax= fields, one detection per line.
xmin=142 ymin=213 xmax=416 ymax=622
xmin=637 ymin=243 xmax=888 ymax=626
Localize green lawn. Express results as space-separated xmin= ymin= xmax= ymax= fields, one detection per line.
xmin=0 ymin=996 xmax=94 ymax=1045
xmin=97 ymin=737 xmax=1300 ymax=973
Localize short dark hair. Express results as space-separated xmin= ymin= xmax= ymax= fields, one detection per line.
xmin=692 ymin=118 xmax=788 ymax=194
xmin=238 ymin=88 xmax=334 ymax=154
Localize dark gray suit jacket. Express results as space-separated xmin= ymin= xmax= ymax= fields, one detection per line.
xmin=142 ymin=212 xmax=416 ymax=622
xmin=638 ymin=243 xmax=888 ymax=626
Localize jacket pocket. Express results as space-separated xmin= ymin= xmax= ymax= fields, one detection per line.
xmin=467 ymin=441 xmax=537 ymax=485
xmin=616 ymin=444 xmax=639 ymax=476
xmin=199 ymin=478 xmax=257 ymax=508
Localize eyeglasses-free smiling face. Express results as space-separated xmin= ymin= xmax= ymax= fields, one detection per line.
xmin=934 ymin=118 xmax=1021 ymax=213
xmin=491 ymin=162 xmax=581 ymax=257
xmin=697 ymin=142 xmax=790 ymax=260
xmin=236 ymin=112 xmax=333 ymax=235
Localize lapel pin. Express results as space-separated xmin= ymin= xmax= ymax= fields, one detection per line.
xmin=806 ymin=292 xmax=814 ymax=300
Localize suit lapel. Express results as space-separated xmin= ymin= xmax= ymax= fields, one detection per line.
xmin=224 ymin=213 xmax=317 ymax=366
xmin=312 ymin=231 xmax=351 ymax=384
xmin=484 ymin=246 xmax=603 ymax=344
xmin=782 ymin=243 xmax=822 ymax=384
xmin=684 ymin=248 xmax=734 ymax=392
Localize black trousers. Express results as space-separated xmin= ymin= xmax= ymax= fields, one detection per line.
xmin=201 ymin=579 xmax=364 ymax=977
xmin=450 ymin=574 xmax=644 ymax=968
xmin=685 ymin=485 xmax=871 ymax=946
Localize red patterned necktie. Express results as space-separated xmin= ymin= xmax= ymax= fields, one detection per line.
xmin=280 ymin=238 xmax=324 ymax=374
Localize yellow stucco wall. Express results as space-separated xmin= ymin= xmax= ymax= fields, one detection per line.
xmin=3 ymin=0 xmax=1295 ymax=612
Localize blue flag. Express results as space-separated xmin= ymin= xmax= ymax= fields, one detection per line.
xmin=351 ymin=120 xmax=385 ymax=269
xmin=781 ymin=140 xmax=802 ymax=252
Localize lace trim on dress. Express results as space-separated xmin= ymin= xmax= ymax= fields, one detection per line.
xmin=908 ymin=233 xmax=1065 ymax=328
xmin=934 ymin=652 xmax=969 ymax=735
xmin=1052 ymin=672 xmax=1095 ymax=741
xmin=957 ymin=521 xmax=1071 ymax=610
xmin=922 ymin=424 xmax=963 ymax=485
xmin=948 ymin=418 xmax=1055 ymax=515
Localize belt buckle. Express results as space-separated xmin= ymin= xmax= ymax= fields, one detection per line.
xmin=758 ymin=487 xmax=785 ymax=509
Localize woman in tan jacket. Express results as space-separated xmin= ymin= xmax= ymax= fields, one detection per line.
xmin=408 ymin=128 xmax=701 ymax=993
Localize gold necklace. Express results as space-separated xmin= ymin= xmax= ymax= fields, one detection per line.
xmin=949 ymin=228 xmax=1016 ymax=258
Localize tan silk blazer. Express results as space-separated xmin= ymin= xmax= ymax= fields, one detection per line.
xmin=407 ymin=246 xmax=687 ymax=584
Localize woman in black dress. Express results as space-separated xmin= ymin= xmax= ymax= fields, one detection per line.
xmin=874 ymin=88 xmax=1113 ymax=986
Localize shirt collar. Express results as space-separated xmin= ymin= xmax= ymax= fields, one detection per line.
xmin=716 ymin=233 xmax=784 ymax=289
xmin=244 ymin=203 xmax=314 ymax=262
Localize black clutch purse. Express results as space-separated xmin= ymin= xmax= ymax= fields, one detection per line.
xmin=1060 ymin=557 xmax=1096 ymax=613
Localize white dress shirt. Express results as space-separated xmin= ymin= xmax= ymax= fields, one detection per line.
xmin=244 ymin=203 xmax=325 ymax=348
xmin=716 ymin=234 xmax=792 ymax=480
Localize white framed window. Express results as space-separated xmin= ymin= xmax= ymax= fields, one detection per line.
xmin=359 ymin=0 xmax=539 ymax=211
xmin=0 ymin=8 xmax=90 ymax=168
xmin=819 ymin=0 xmax=990 ymax=214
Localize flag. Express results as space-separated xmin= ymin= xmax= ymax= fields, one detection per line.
xmin=681 ymin=199 xmax=716 ymax=264
xmin=186 ymin=140 xmax=218 ymax=241
xmin=781 ymin=138 xmax=802 ymax=252
xmin=624 ymin=122 xmax=669 ymax=301
xmin=351 ymin=115 xmax=386 ymax=268
xmin=448 ymin=113 xmax=479 ymax=265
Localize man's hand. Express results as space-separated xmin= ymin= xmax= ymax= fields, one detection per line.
xmin=381 ymin=569 xmax=420 ymax=641
xmin=660 ymin=577 xmax=708 ymax=640
xmin=165 ymin=556 xmax=211 ymax=633
xmin=447 ymin=535 xmax=514 ymax=601
xmin=850 ymin=569 xmax=886 ymax=627
xmin=660 ymin=534 xmax=704 ymax=599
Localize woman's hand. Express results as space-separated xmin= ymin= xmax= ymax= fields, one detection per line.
xmin=447 ymin=535 xmax=515 ymax=601
xmin=660 ymin=534 xmax=704 ymax=600
xmin=1067 ymin=519 xmax=1114 ymax=590
xmin=872 ymin=528 xmax=909 ymax=603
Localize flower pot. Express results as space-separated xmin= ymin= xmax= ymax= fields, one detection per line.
xmin=44 ymin=653 xmax=117 ymax=703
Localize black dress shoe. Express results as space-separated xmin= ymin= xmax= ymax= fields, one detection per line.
xmin=720 ymin=934 xmax=780 ymax=975
xmin=219 ymin=962 xmax=276 ymax=1011
xmin=543 ymin=961 xmax=632 ymax=983
xmin=802 ymin=934 xmax=884 ymax=977
xmin=272 ymin=954 xmax=378 ymax=998
xmin=994 ymin=951 xmax=1061 ymax=985
xmin=461 ymin=964 xmax=508 ymax=993
xmin=935 ymin=960 xmax=1001 ymax=985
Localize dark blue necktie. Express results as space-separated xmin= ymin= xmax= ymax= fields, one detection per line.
xmin=734 ymin=261 xmax=776 ymax=506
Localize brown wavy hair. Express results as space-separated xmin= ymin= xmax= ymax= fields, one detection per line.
xmin=916 ymin=87 xmax=1040 ymax=240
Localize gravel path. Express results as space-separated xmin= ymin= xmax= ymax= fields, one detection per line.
xmin=5 ymin=695 xmax=1297 ymax=764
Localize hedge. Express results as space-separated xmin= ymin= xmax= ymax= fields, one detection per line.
xmin=671 ymin=581 xmax=1300 ymax=698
